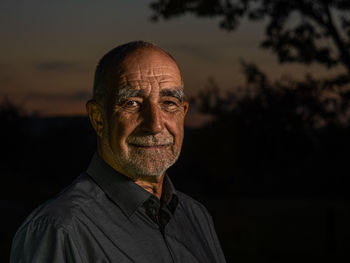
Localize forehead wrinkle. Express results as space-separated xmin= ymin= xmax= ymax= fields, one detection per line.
xmin=117 ymin=74 xmax=179 ymax=91
xmin=119 ymin=66 xmax=180 ymax=78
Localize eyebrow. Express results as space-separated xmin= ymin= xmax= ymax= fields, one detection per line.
xmin=115 ymin=89 xmax=146 ymax=105
xmin=115 ymin=88 xmax=185 ymax=105
xmin=160 ymin=88 xmax=185 ymax=102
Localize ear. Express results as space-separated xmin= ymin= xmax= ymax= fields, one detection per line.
xmin=86 ymin=100 xmax=105 ymax=137
xmin=183 ymin=101 xmax=189 ymax=116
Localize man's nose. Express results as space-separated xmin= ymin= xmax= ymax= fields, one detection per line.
xmin=141 ymin=103 xmax=163 ymax=134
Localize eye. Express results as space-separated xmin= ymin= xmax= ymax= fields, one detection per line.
xmin=161 ymin=99 xmax=180 ymax=112
xmin=122 ymin=100 xmax=142 ymax=111
xmin=163 ymin=100 xmax=177 ymax=106
xmin=125 ymin=100 xmax=139 ymax=107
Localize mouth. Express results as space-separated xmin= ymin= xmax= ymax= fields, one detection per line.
xmin=129 ymin=143 xmax=171 ymax=149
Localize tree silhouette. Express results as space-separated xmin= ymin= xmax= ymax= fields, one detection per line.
xmin=150 ymin=0 xmax=350 ymax=81
xmin=192 ymin=61 xmax=346 ymax=128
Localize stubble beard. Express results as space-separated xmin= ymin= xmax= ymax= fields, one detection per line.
xmin=122 ymin=144 xmax=179 ymax=178
xmin=104 ymin=132 xmax=181 ymax=179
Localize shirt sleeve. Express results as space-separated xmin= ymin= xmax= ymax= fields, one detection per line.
xmin=10 ymin=217 xmax=83 ymax=263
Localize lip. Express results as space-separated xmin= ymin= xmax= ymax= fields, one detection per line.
xmin=129 ymin=143 xmax=170 ymax=149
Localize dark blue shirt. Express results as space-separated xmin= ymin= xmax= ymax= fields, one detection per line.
xmin=10 ymin=153 xmax=226 ymax=262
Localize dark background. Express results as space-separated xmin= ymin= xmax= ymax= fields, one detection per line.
xmin=2 ymin=81 xmax=350 ymax=262
xmin=3 ymin=1 xmax=350 ymax=262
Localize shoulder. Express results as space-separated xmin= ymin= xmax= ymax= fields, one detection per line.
xmin=17 ymin=173 xmax=102 ymax=233
xmin=11 ymin=174 xmax=102 ymax=262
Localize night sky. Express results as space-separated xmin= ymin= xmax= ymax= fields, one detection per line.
xmin=0 ymin=0 xmax=341 ymax=116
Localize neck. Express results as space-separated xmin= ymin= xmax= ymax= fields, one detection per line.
xmin=97 ymin=143 xmax=165 ymax=199
xmin=134 ymin=174 xmax=165 ymax=200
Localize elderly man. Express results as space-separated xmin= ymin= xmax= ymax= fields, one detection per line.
xmin=10 ymin=41 xmax=226 ymax=263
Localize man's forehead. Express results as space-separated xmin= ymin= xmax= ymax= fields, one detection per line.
xmin=118 ymin=66 xmax=181 ymax=78
xmin=105 ymin=47 xmax=183 ymax=98
xmin=114 ymin=65 xmax=182 ymax=89
xmin=116 ymin=68 xmax=181 ymax=88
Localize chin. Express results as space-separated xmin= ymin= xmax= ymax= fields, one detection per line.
xmin=108 ymin=142 xmax=179 ymax=178
xmin=122 ymin=165 xmax=165 ymax=179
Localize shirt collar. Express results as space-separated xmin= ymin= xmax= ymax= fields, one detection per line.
xmin=86 ymin=152 xmax=178 ymax=218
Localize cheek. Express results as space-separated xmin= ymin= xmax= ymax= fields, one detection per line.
xmin=109 ymin=114 xmax=139 ymax=145
xmin=167 ymin=115 xmax=185 ymax=141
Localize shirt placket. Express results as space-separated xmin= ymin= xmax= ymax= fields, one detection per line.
xmin=146 ymin=197 xmax=176 ymax=263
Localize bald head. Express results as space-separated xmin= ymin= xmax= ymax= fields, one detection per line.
xmin=93 ymin=41 xmax=182 ymax=112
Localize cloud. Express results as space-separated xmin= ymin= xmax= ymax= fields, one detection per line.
xmin=36 ymin=60 xmax=80 ymax=71
xmin=26 ymin=90 xmax=91 ymax=102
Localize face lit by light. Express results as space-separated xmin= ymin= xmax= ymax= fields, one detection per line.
xmin=101 ymin=48 xmax=188 ymax=179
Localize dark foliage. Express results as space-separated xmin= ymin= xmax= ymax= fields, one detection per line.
xmin=188 ymin=62 xmax=349 ymax=190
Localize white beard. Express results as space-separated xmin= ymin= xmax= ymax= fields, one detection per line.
xmin=104 ymin=133 xmax=180 ymax=178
